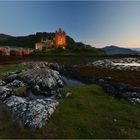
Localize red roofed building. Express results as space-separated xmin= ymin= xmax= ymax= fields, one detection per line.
xmin=10 ymin=50 xmax=21 ymax=56
xmin=22 ymin=49 xmax=30 ymax=55
xmin=0 ymin=48 xmax=8 ymax=55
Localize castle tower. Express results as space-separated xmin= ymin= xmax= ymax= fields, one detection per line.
xmin=54 ymin=28 xmax=66 ymax=48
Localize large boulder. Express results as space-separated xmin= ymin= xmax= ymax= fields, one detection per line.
xmin=4 ymin=95 xmax=59 ymax=128
xmin=0 ymin=63 xmax=64 ymax=128
xmin=3 ymin=67 xmax=63 ymax=97
xmin=18 ymin=67 xmax=63 ymax=97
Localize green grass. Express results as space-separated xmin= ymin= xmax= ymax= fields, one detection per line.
xmin=44 ymin=85 xmax=140 ymax=139
xmin=0 ymin=64 xmax=27 ymax=80
xmin=32 ymin=47 xmax=104 ymax=56
xmin=0 ymin=64 xmax=140 ymax=138
xmin=0 ymin=101 xmax=33 ymax=139
xmin=0 ymin=85 xmax=140 ymax=139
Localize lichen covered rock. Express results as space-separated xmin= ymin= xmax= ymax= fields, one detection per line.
xmin=0 ymin=63 xmax=64 ymax=128
xmin=0 ymin=87 xmax=13 ymax=101
xmin=0 ymin=80 xmax=6 ymax=86
xmin=4 ymin=96 xmax=59 ymax=128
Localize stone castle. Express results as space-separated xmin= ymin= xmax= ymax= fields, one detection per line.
xmin=35 ymin=28 xmax=66 ymax=51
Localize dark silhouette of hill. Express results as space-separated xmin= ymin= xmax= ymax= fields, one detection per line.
xmin=0 ymin=34 xmax=12 ymax=41
xmin=0 ymin=32 xmax=55 ymax=48
xmin=102 ymin=45 xmax=138 ymax=55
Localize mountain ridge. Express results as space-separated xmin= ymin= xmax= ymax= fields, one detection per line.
xmin=102 ymin=45 xmax=138 ymax=55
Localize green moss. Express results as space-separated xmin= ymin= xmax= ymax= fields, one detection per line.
xmin=14 ymin=86 xmax=27 ymax=96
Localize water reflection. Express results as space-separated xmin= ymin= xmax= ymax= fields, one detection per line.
xmin=113 ymin=62 xmax=140 ymax=66
xmin=62 ymin=76 xmax=83 ymax=86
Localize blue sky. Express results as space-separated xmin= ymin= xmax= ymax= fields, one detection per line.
xmin=0 ymin=1 xmax=140 ymax=48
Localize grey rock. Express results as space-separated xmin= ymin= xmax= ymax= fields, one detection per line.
xmin=0 ymin=86 xmax=13 ymax=100
xmin=0 ymin=62 xmax=64 ymax=128
xmin=121 ymin=92 xmax=140 ymax=99
xmin=48 ymin=63 xmax=61 ymax=71
xmin=4 ymin=95 xmax=59 ymax=128
xmin=0 ymin=80 xmax=6 ymax=86
xmin=95 ymin=77 xmax=140 ymax=105
xmin=5 ymin=73 xmax=18 ymax=82
xmin=6 ymin=80 xmax=25 ymax=88
xmin=129 ymin=98 xmax=140 ymax=104
xmin=2 ymin=64 xmax=63 ymax=98
xmin=16 ymin=67 xmax=63 ymax=96
xmin=88 ymin=57 xmax=140 ymax=71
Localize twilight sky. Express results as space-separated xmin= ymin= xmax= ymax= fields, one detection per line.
xmin=0 ymin=1 xmax=140 ymax=48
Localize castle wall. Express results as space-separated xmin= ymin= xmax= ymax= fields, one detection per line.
xmin=35 ymin=43 xmax=42 ymax=50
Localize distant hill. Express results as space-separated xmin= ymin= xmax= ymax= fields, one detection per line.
xmin=0 ymin=34 xmax=12 ymax=41
xmin=0 ymin=33 xmax=104 ymax=55
xmin=0 ymin=32 xmax=55 ymax=48
xmin=131 ymin=48 xmax=140 ymax=53
xmin=102 ymin=45 xmax=138 ymax=55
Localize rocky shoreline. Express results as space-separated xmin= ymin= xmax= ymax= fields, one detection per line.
xmin=0 ymin=61 xmax=140 ymax=129
xmin=45 ymin=62 xmax=140 ymax=104
xmin=87 ymin=57 xmax=140 ymax=71
xmin=11 ymin=61 xmax=140 ymax=104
